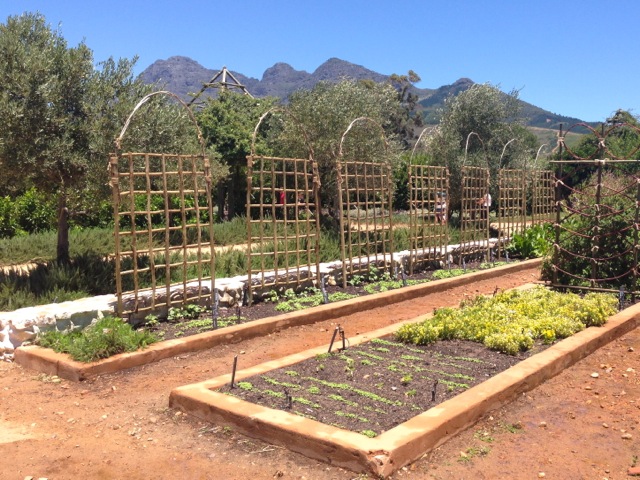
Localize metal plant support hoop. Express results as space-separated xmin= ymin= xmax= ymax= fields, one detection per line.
xmin=110 ymin=91 xmax=215 ymax=318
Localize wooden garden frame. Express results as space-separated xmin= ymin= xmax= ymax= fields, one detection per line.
xmin=460 ymin=165 xmax=491 ymax=263
xmin=337 ymin=117 xmax=394 ymax=287
xmin=407 ymin=164 xmax=449 ymax=274
xmin=110 ymin=91 xmax=215 ymax=318
xmin=530 ymin=169 xmax=555 ymax=225
xmin=496 ymin=168 xmax=527 ymax=259
xmin=246 ymin=108 xmax=321 ymax=304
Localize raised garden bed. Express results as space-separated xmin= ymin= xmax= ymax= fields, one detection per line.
xmin=143 ymin=260 xmax=509 ymax=341
xmin=217 ymin=336 xmax=548 ymax=436
xmin=15 ymin=259 xmax=541 ymax=381
xmin=169 ymin=300 xmax=640 ymax=477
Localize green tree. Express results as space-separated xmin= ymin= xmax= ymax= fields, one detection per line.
xmin=0 ymin=13 xmax=95 ymax=261
xmin=389 ymin=70 xmax=424 ymax=147
xmin=276 ymin=79 xmax=404 ymax=214
xmin=424 ymin=83 xmax=539 ymax=213
xmin=0 ymin=13 xmax=201 ymax=257
xmin=196 ymin=91 xmax=277 ymax=219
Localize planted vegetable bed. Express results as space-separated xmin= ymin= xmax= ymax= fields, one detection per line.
xmin=218 ymin=337 xmax=544 ymax=436
xmin=216 ymin=286 xmax=618 ymax=437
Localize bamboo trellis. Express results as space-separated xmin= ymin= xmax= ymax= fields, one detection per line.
xmin=337 ymin=118 xmax=394 ymax=287
xmin=496 ymin=168 xmax=527 ymax=259
xmin=460 ymin=166 xmax=491 ymax=262
xmin=246 ymin=156 xmax=320 ymax=298
xmin=530 ymin=169 xmax=555 ymax=224
xmin=407 ymin=165 xmax=449 ymax=274
xmin=110 ymin=91 xmax=215 ymax=318
xmin=245 ymin=108 xmax=321 ymax=304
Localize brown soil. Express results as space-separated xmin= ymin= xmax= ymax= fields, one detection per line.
xmin=2 ymin=264 xmax=639 ymax=480
xmin=219 ymin=337 xmax=548 ymax=436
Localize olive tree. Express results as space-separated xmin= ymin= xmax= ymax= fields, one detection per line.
xmin=424 ymin=83 xmax=539 ymax=214
xmin=196 ymin=91 xmax=278 ymax=219
xmin=0 ymin=13 xmax=200 ymax=261
xmin=274 ymin=79 xmax=405 ymax=214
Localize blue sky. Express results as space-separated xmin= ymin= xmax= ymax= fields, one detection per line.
xmin=3 ymin=0 xmax=639 ymax=122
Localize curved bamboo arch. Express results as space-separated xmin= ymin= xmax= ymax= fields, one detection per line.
xmin=462 ymin=131 xmax=489 ymax=168
xmin=499 ymin=138 xmax=517 ymax=168
xmin=410 ymin=126 xmax=437 ymax=162
xmin=115 ymin=90 xmax=206 ymax=157
xmin=559 ymin=123 xmax=602 ymax=160
xmin=338 ymin=116 xmax=389 ymax=159
xmin=603 ymin=122 xmax=640 ymax=159
xmin=250 ymin=106 xmax=314 ymax=160
xmin=534 ymin=144 xmax=548 ymax=165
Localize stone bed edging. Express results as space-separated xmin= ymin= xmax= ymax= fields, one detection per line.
xmin=14 ymin=258 xmax=541 ymax=381
xmin=168 ymin=290 xmax=640 ymax=477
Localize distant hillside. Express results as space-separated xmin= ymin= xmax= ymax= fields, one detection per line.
xmin=140 ymin=56 xmax=592 ymax=131
xmin=417 ymin=77 xmax=589 ymax=131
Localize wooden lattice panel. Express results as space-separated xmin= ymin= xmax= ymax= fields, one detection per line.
xmin=460 ymin=166 xmax=491 ymax=262
xmin=338 ymin=160 xmax=394 ymax=286
xmin=246 ymin=155 xmax=320 ymax=299
xmin=407 ymin=165 xmax=449 ymax=274
xmin=496 ymin=169 xmax=527 ymax=258
xmin=530 ymin=169 xmax=555 ymax=224
xmin=110 ymin=153 xmax=215 ymax=317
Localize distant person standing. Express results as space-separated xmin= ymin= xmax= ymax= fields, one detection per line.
xmin=277 ymin=190 xmax=286 ymax=219
xmin=477 ymin=192 xmax=491 ymax=221
xmin=435 ymin=192 xmax=447 ymax=224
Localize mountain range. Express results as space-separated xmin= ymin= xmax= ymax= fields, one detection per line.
xmin=140 ymin=56 xmax=589 ymax=131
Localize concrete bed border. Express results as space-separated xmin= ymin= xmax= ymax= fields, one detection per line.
xmin=14 ymin=258 xmax=541 ymax=381
xmin=168 ymin=294 xmax=640 ymax=478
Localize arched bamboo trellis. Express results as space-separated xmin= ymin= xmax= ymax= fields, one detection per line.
xmin=337 ymin=117 xmax=394 ymax=287
xmin=110 ymin=91 xmax=215 ymax=319
xmin=459 ymin=132 xmax=492 ymax=262
xmin=407 ymin=127 xmax=449 ymax=274
xmin=245 ymin=107 xmax=322 ymax=304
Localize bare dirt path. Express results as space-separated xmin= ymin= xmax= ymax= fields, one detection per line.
xmin=1 ymin=265 xmax=638 ymax=480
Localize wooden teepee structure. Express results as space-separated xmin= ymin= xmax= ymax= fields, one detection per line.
xmin=188 ymin=66 xmax=253 ymax=107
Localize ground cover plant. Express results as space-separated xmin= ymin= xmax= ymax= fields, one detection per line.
xmin=35 ymin=316 xmax=157 ymax=362
xmin=396 ymin=287 xmax=618 ymax=354
xmin=218 ymin=287 xmax=617 ymax=437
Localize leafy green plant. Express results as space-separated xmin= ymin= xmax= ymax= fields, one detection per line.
xmin=144 ymin=314 xmax=160 ymax=327
xmin=36 ymin=316 xmax=157 ymax=362
xmin=274 ymin=289 xmax=357 ymax=313
xmin=506 ymin=224 xmax=553 ymax=259
xmin=167 ymin=304 xmax=205 ymax=322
